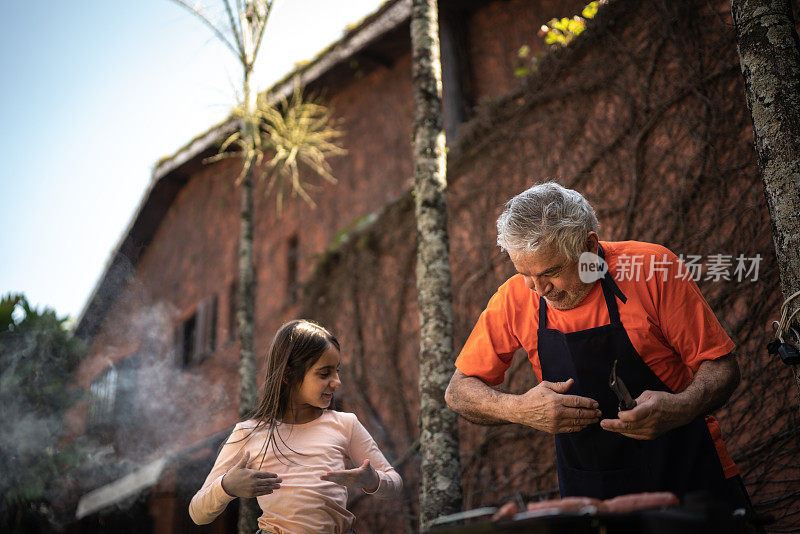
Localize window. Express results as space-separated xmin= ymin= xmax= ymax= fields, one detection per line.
xmin=87 ymin=366 xmax=118 ymax=431
xmin=86 ymin=354 xmax=140 ymax=435
xmin=440 ymin=9 xmax=472 ymax=142
xmin=174 ymin=314 xmax=195 ymax=367
xmin=174 ymin=295 xmax=218 ymax=367
xmin=114 ymin=355 xmax=140 ymax=427
xmin=287 ymin=235 xmax=299 ymax=305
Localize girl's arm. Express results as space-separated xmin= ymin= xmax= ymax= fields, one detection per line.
xmin=188 ymin=426 xmax=243 ymax=524
xmin=188 ymin=423 xmax=280 ymax=524
xmin=344 ymin=415 xmax=403 ymax=498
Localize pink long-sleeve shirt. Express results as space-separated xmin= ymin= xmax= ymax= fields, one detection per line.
xmin=189 ymin=410 xmax=402 ymax=534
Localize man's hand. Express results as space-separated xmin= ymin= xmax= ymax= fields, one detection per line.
xmin=221 ymin=452 xmax=282 ymax=498
xmin=600 ymin=390 xmax=687 ymax=439
xmin=445 ymin=370 xmax=599 ymax=430
xmin=600 ymin=354 xmax=740 ymax=440
xmin=511 ymin=378 xmax=602 ymax=433
xmin=321 ymin=459 xmax=380 ymax=492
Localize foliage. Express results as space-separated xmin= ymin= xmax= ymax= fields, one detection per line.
xmin=0 ymin=294 xmax=87 ymax=531
xmin=515 ymin=1 xmax=603 ymax=78
xmin=514 ymin=44 xmax=537 ymax=78
xmin=171 ymin=0 xmax=345 ymax=213
xmin=0 ymin=293 xmax=23 ymax=332
xmin=328 ymin=212 xmax=378 ymax=251
xmin=540 ymin=1 xmax=600 ymax=46
xmin=209 ymin=83 xmax=346 ymax=213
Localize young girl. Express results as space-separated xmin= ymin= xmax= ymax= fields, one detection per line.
xmin=189 ymin=320 xmax=402 ymax=533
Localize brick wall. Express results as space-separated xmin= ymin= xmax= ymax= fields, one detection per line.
xmin=67 ymin=0 xmax=799 ymax=532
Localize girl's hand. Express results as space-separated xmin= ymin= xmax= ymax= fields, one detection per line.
xmin=221 ymin=452 xmax=282 ymax=498
xmin=321 ymin=459 xmax=380 ymax=492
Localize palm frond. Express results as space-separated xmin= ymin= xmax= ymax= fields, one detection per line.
xmin=257 ymin=83 xmax=345 ymax=213
xmin=168 ymin=0 xmax=241 ymax=58
xmin=206 ymin=81 xmax=345 ymax=213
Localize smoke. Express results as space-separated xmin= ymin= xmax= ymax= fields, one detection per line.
xmin=67 ymin=290 xmax=236 ymax=520
xmin=0 ymin=274 xmax=240 ymax=532
xmin=0 ymin=300 xmax=85 ymax=530
xmin=0 ymin=403 xmax=64 ymax=494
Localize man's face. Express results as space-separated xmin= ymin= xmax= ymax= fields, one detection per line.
xmin=508 ymin=237 xmax=596 ymax=310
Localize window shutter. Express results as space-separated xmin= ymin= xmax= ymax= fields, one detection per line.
xmin=173 ymin=323 xmax=184 ymax=367
xmin=194 ymin=295 xmax=218 ymax=363
xmin=193 ymin=300 xmax=207 ymax=364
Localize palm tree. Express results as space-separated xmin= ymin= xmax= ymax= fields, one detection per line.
xmin=168 ymin=2 xmax=343 ymax=531
xmin=410 ymin=0 xmax=463 ymax=530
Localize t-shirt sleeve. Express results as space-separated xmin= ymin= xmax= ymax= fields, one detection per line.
xmin=454 ymin=280 xmax=522 ymax=386
xmin=655 ymin=250 xmax=736 ymax=371
xmin=188 ymin=423 xmax=250 ymax=525
xmin=346 ymin=414 xmax=402 ymax=499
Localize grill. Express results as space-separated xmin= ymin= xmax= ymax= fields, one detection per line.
xmin=426 ymin=500 xmax=761 ymax=534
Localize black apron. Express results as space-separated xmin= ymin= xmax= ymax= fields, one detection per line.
xmin=536 ymin=245 xmax=733 ymax=502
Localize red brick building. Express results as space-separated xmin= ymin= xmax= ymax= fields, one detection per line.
xmin=65 ymin=0 xmax=800 ymax=532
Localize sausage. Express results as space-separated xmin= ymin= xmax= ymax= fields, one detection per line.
xmin=526 ymin=496 xmax=601 ymax=513
xmin=491 ymin=501 xmax=519 ymax=521
xmin=494 ymin=492 xmax=678 ymax=520
xmin=599 ymin=492 xmax=679 ymax=513
xmin=493 ymin=496 xmax=600 ymax=521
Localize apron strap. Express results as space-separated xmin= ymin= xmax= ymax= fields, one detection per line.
xmin=597 ymin=244 xmax=627 ymax=325
xmin=539 ymin=294 xmax=548 ymax=327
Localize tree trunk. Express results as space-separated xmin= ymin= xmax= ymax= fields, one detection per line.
xmin=731 ymin=0 xmax=800 ymax=407
xmin=236 ymin=64 xmax=260 ymax=534
xmin=410 ymin=0 xmax=463 ymax=530
xmin=235 ymin=162 xmax=260 ymax=534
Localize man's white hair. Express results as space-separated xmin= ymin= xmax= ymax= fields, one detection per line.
xmin=497 ymin=182 xmax=599 ymax=260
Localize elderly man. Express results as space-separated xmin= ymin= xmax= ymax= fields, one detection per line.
xmin=445 ymin=182 xmax=750 ymax=507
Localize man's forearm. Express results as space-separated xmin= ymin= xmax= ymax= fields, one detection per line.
xmin=673 ymin=353 xmax=740 ymax=423
xmin=445 ymin=371 xmax=517 ymax=425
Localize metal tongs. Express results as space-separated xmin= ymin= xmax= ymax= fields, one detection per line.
xmin=609 ymin=359 xmax=637 ymax=411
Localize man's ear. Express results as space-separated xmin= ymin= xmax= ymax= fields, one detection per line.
xmin=586 ymin=232 xmax=599 ymax=252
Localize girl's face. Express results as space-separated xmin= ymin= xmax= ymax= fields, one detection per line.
xmin=291 ymin=345 xmax=342 ymax=413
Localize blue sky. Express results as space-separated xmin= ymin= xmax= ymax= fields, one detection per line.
xmin=0 ymin=0 xmax=384 ymax=321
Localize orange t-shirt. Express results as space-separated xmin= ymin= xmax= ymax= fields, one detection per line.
xmin=455 ymin=240 xmax=738 ymax=477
